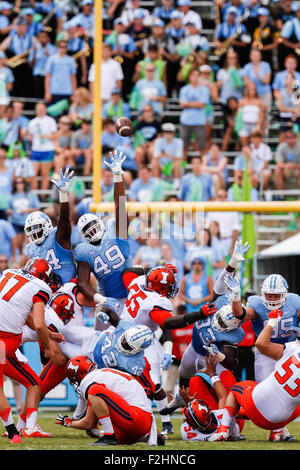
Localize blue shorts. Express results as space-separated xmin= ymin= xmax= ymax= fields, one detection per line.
xmin=31 ymin=150 xmax=55 ymax=163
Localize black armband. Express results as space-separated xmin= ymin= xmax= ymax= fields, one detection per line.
xmin=235 ymin=306 xmax=246 ymax=321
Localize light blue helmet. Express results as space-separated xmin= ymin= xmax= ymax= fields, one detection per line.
xmin=117 ymin=325 xmax=154 ymax=356
xmin=212 ymin=304 xmax=241 ymax=332
xmin=25 ymin=211 xmax=53 ymax=245
xmin=261 ymin=274 xmax=288 ymax=310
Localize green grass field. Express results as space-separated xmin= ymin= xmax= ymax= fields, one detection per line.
xmin=1 ymin=411 xmax=300 ymax=451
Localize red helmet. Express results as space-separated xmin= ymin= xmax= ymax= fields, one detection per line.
xmin=24 ymin=257 xmax=53 ymax=284
xmin=183 ymin=399 xmax=217 ymax=434
xmin=66 ymin=356 xmax=97 ymax=387
xmin=50 ymin=293 xmax=75 ymax=325
xmin=146 ymin=266 xmax=178 ymax=298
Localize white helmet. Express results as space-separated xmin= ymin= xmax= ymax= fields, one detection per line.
xmin=261 ymin=274 xmax=288 ymax=310
xmin=78 ymin=213 xmax=106 ymax=244
xmin=25 ymin=211 xmax=53 ymax=245
xmin=212 ymin=304 xmax=241 ymax=332
xmin=117 ymin=325 xmax=154 ymax=356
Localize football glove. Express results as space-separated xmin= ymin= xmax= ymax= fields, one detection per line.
xmin=229 ymin=240 xmax=251 ymax=269
xmin=203 ymin=344 xmax=225 ymax=363
xmin=224 ymin=273 xmax=241 ymax=302
xmin=104 ymin=150 xmax=126 ymax=176
xmin=161 ymin=353 xmax=174 ymax=371
xmin=268 ymin=309 xmax=283 ymax=328
xmin=51 ymin=168 xmax=74 ymax=202
xmin=55 ymin=414 xmax=73 ymax=427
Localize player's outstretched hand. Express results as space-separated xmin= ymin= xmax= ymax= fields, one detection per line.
xmin=104 ymin=150 xmax=126 ymax=175
xmin=229 ymin=240 xmax=251 ymax=269
xmin=55 ymin=414 xmax=73 ymax=427
xmin=51 ymin=167 xmax=74 ymax=193
xmin=203 ymin=344 xmax=225 ymax=363
xmin=201 ymin=303 xmax=218 ymax=317
xmin=179 ymin=386 xmax=197 ymax=404
xmin=161 ymin=353 xmax=174 ymax=371
xmin=268 ymin=309 xmax=283 ymax=328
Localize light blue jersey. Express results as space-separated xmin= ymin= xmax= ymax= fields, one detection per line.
xmin=192 ymin=314 xmax=245 ymax=357
xmin=74 ymin=218 xmax=131 ymax=299
xmin=25 ymin=228 xmax=76 ymax=284
xmin=247 ymin=293 xmax=300 ymax=344
xmin=92 ymin=320 xmax=146 ymax=376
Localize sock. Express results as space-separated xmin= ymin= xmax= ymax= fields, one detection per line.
xmin=155 ymin=397 xmax=171 ymax=423
xmin=98 ymin=415 xmax=114 ymax=435
xmin=218 ymin=406 xmax=236 ymax=431
xmin=17 ymin=413 xmax=26 ymax=433
xmin=25 ymin=408 xmax=37 ymax=429
xmin=0 ymin=407 xmax=18 ymax=439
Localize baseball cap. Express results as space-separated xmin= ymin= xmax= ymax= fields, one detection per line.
xmin=199 ymin=64 xmax=211 ymax=72
xmin=152 ymin=18 xmax=165 ymax=27
xmin=292 ymin=1 xmax=300 ymax=11
xmin=111 ymin=87 xmax=121 ymax=94
xmin=82 ymin=0 xmax=93 ymax=5
xmin=257 ymin=7 xmax=270 ymax=15
xmin=191 ymin=257 xmax=206 ymax=266
xmin=227 ymin=6 xmax=238 ymax=15
xmin=178 ymin=0 xmax=191 ymax=6
xmin=0 ymin=1 xmax=12 ymax=10
xmin=162 ymin=122 xmax=176 ymax=132
xmin=133 ymin=8 xmax=145 ymax=18
xmin=113 ymin=17 xmax=125 ymax=25
xmin=170 ymin=10 xmax=184 ymax=19
xmin=21 ymin=7 xmax=34 ymax=16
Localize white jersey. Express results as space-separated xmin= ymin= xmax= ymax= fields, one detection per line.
xmin=79 ymin=368 xmax=152 ymax=414
xmin=121 ymin=275 xmax=173 ymax=332
xmin=253 ymin=341 xmax=300 ymax=423
xmin=181 ymin=410 xmax=241 ymax=441
xmin=0 ymin=269 xmax=52 ymax=334
xmin=21 ymin=304 xmax=64 ymax=344
xmin=56 ymin=281 xmax=84 ymax=326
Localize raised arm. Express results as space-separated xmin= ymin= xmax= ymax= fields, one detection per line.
xmin=255 ymin=309 xmax=284 ymax=361
xmin=51 ymin=168 xmax=74 ymax=249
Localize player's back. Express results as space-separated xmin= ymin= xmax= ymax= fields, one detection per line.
xmin=122 ymin=275 xmax=172 ymax=331
xmin=0 ymin=269 xmax=52 ymax=334
xmin=253 ymin=341 xmax=300 ymax=423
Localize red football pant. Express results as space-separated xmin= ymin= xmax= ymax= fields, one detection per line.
xmin=87 ymin=383 xmax=152 ymax=444
xmin=4 ymin=352 xmax=41 ymax=389
xmin=0 ymin=332 xmax=22 ymax=387
xmin=39 ymin=359 xmax=67 ymax=397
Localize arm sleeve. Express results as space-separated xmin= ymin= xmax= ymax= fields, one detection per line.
xmin=149 ymin=306 xmax=173 ymax=328
xmin=32 ymin=290 xmax=51 ymax=305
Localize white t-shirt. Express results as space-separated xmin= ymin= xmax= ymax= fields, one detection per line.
xmin=250 ymin=142 xmax=272 ymax=173
xmin=205 ymin=211 xmax=241 ymax=239
xmin=182 ymin=10 xmax=202 ymax=30
xmin=88 ymin=59 xmax=124 ymax=101
xmin=28 ymin=115 xmax=57 ymax=152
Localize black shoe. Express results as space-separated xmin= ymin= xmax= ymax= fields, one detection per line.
xmin=157 ymin=433 xmax=166 ymax=446
xmin=162 ymin=422 xmax=174 ymax=435
xmin=89 ymin=434 xmax=118 ymax=446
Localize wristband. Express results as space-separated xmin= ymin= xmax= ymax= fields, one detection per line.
xmin=59 ymin=191 xmax=69 ymax=203
xmin=114 ymin=174 xmax=123 ymax=183
xmin=232 ymin=291 xmax=241 ymax=302
xmin=216 ymin=351 xmax=225 ymax=362
xmin=93 ymin=293 xmax=107 ymax=304
xmin=163 ymin=341 xmax=173 ymax=356
xmin=235 ymin=306 xmax=246 ymax=321
xmin=210 ymin=375 xmax=220 ymax=385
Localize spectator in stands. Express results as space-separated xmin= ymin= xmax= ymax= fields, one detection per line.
xmin=0 ymin=146 xmax=12 ymax=216
xmin=102 ymin=86 xmax=131 ymax=122
xmin=221 ymin=96 xmax=239 ymax=151
xmin=34 ymin=0 xmax=63 ymax=42
xmin=65 ymin=18 xmax=88 ymax=87
xmin=207 ymin=219 xmax=228 ymax=257
xmin=68 ymin=87 xmax=94 ymax=126
xmin=131 ymin=62 xmax=167 ymax=117
xmin=129 ymin=165 xmax=159 ymax=202
xmin=133 ymin=44 xmax=167 ymax=87
xmin=72 ymin=0 xmax=94 ymax=37
xmin=179 ymin=257 xmax=213 ymax=313
xmin=53 ymin=116 xmax=73 ymax=173
xmin=133 ymin=231 xmax=162 ymax=268
xmin=27 ymin=102 xmax=57 ymax=193
xmin=179 ymin=68 xmax=210 ymax=158
xmin=236 ymin=81 xmax=265 ymax=146
xmin=100 ymin=168 xmax=114 ymax=202
xmin=252 ymin=7 xmax=279 ymax=67
xmin=152 ymin=122 xmax=183 ymax=187
xmin=199 ymin=64 xmax=218 ymax=147
xmin=159 ymin=241 xmax=184 ymax=283
xmin=21 ymin=7 xmax=43 ymax=41
xmin=227 ymin=171 xmax=259 ymax=202
xmin=216 ymin=49 xmax=244 ymax=111
xmin=0 ymin=217 xmax=16 ymax=264
xmin=28 ymin=29 xmax=56 ymax=99
xmin=88 ymin=43 xmax=124 ymax=103
xmin=184 ymin=228 xmax=225 ymax=280
xmin=272 ymin=54 xmax=300 ymax=101
xmin=120 ymin=0 xmax=151 ymax=27
xmin=205 ymin=188 xmax=240 ymax=255
xmin=12 ymin=101 xmax=29 ymax=141
xmin=134 ymin=104 xmax=161 ymax=168
xmin=0 ymin=104 xmax=20 ymax=150
xmin=165 ymin=10 xmax=185 ymax=44
xmin=44 ymin=39 xmax=77 ymax=104
xmin=177 ymin=49 xmax=210 ymax=85
xmin=276 ymin=71 xmax=300 ymax=138
xmin=6 ymin=143 xmax=36 ymax=187
xmin=124 ymin=8 xmax=151 ymax=63
xmin=202 ymin=144 xmax=228 ymax=192
xmin=274 ymin=129 xmax=300 ymax=191
xmin=179 ymin=21 xmax=210 ymax=56
xmin=161 ymin=205 xmax=196 ymax=261
xmin=6 ymin=178 xmax=40 ymax=264
xmin=279 ymin=2 xmax=300 ymax=69
xmin=178 ymin=0 xmax=202 ymax=31
xmin=69 ymin=118 xmax=93 ymax=177
xmin=0 ymin=2 xmax=18 ymax=39
xmin=180 ymin=155 xmax=214 ymax=202
xmin=0 ymin=51 xmax=14 ymax=105
xmin=241 ymin=47 xmax=272 ymax=111
xmin=152 ymin=0 xmax=175 ymax=25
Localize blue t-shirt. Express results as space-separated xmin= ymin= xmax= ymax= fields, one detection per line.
xmin=153 ymin=136 xmax=184 ymax=166
xmin=0 ymin=219 xmax=16 ymax=258
xmin=28 ymin=43 xmax=57 ymax=77
xmin=135 ymin=78 xmax=167 ymax=116
xmin=45 ymin=54 xmax=77 ymax=95
xmin=241 ymin=61 xmax=272 ymax=97
xmin=179 ymin=84 xmax=210 ymax=126
xmin=129 ymin=177 xmax=158 ymax=201
xmin=9 ymin=192 xmax=41 ymax=226
xmin=184 ymin=271 xmax=210 ymax=313
xmin=180 ymin=172 xmax=214 ymax=201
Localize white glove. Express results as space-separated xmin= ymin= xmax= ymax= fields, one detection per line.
xmin=161 ymin=353 xmax=173 ymax=371
xmin=228 ymin=241 xmax=251 ymax=269
xmin=224 ymin=273 xmax=241 ymax=302
xmin=51 ymin=167 xmax=74 ymax=202
xmin=93 ymin=293 xmax=107 ymax=305
xmin=104 ymin=150 xmax=126 ymax=182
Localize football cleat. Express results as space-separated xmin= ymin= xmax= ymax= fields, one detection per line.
xmin=159 ymin=393 xmax=185 ymax=415
xmin=157 ymin=433 xmax=166 ymax=446
xmin=23 ymin=425 xmax=52 ymax=438
xmin=89 ymin=434 xmax=118 ymax=446
xmin=161 ymin=422 xmax=174 ymax=435
xmin=10 ymin=434 xmax=22 ymax=444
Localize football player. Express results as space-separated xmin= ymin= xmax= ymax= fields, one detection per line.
xmin=209 ymin=309 xmax=300 ymax=441
xmin=0 ymin=258 xmax=63 ymax=442
xmin=228 ymin=269 xmax=300 ymax=440
xmin=56 ymin=357 xmax=160 ymax=446
xmin=74 ymin=151 xmax=131 ymax=328
xmin=24 ymin=168 xmax=76 ymax=284
xmin=119 ymin=264 xmax=218 ymax=434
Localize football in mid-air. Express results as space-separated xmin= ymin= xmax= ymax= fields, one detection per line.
xmin=115 ymin=117 xmax=133 ymax=137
